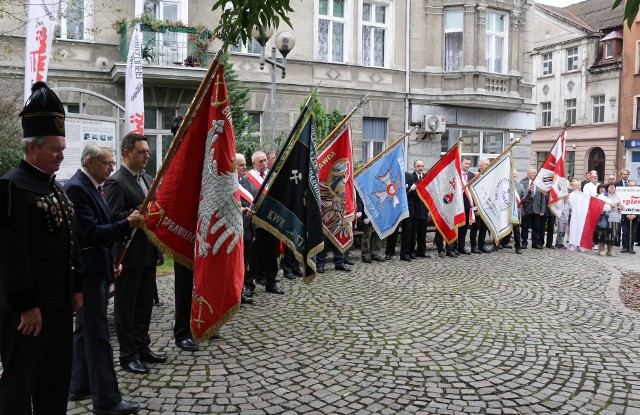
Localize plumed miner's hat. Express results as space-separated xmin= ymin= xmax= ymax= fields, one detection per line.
xmin=19 ymin=81 xmax=66 ymax=138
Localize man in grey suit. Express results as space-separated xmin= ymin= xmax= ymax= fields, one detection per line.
xmin=520 ymin=168 xmax=546 ymax=249
xmin=104 ymin=134 xmax=166 ymax=375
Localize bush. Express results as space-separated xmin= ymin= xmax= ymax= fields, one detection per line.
xmin=0 ymin=93 xmax=23 ymax=176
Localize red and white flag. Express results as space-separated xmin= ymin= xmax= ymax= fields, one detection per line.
xmin=143 ymin=65 xmax=243 ymax=342
xmin=24 ymin=0 xmax=59 ymax=102
xmin=416 ymin=144 xmax=465 ymax=244
xmin=317 ymin=124 xmax=355 ymax=252
xmin=568 ymin=191 xmax=606 ymax=250
xmin=534 ymin=130 xmax=569 ymax=218
xmin=125 ymin=24 xmax=144 ymax=135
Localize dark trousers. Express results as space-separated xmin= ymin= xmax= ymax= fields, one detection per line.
xmin=173 ymin=263 xmax=194 ymax=342
xmin=385 ymin=218 xmax=412 ymax=256
xmin=476 ymin=217 xmax=491 ymax=248
xmin=317 ymin=237 xmax=344 ymax=267
xmin=280 ymin=246 xmax=301 ymax=276
xmin=456 ymin=209 xmax=471 ymax=251
xmin=520 ymin=213 xmax=539 ymax=247
xmin=539 ymin=215 xmax=556 ymax=247
xmin=434 ymin=232 xmax=456 ymax=252
xmin=114 ymin=265 xmax=155 ymax=364
xmin=622 ymin=218 xmax=639 ymax=250
xmin=470 ymin=220 xmax=479 ymax=248
xmin=0 ymin=306 xmax=73 ymax=415
xmin=249 ymin=228 xmax=279 ymax=287
xmin=71 ymin=281 xmax=121 ymax=408
xmin=410 ymin=217 xmax=428 ymax=255
xmin=243 ymin=238 xmax=254 ymax=289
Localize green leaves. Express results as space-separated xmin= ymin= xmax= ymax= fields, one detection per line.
xmin=211 ymin=0 xmax=295 ymax=45
xmin=614 ymin=0 xmax=640 ymax=29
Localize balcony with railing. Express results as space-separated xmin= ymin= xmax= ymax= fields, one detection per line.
xmin=118 ymin=23 xmax=212 ymax=67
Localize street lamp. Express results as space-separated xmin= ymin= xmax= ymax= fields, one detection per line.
xmin=252 ymin=27 xmax=295 ymax=143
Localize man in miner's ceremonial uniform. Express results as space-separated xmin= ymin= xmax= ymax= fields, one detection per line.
xmin=0 ymin=81 xmax=83 ymax=415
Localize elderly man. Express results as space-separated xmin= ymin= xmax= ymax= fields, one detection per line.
xmin=65 ymin=142 xmax=142 ymax=414
xmin=104 ymin=134 xmax=166 ymax=374
xmin=0 ymin=82 xmax=83 ymax=415
xmin=520 ymin=167 xmax=546 ymax=249
xmin=583 ymin=170 xmax=600 ymax=197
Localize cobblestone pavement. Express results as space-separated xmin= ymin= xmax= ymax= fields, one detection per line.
xmin=66 ymin=246 xmax=640 ymax=415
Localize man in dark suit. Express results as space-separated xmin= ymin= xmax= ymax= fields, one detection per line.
xmin=240 ymin=151 xmax=284 ymax=297
xmin=472 ymin=159 xmax=494 ymax=253
xmin=456 ymin=156 xmax=474 ymax=254
xmin=237 ymin=153 xmax=256 ymax=304
xmin=65 ymin=142 xmax=141 ymax=414
xmin=520 ymin=168 xmax=546 ymax=249
xmin=615 ymin=169 xmax=630 ymax=188
xmin=408 ymin=160 xmax=431 ymax=258
xmin=385 ymin=171 xmax=413 ymax=261
xmin=0 ymin=82 xmax=83 ymax=415
xmin=104 ymin=134 xmax=166 ymax=375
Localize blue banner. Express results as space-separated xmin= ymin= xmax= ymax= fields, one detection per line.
xmin=354 ymin=144 xmax=409 ymax=239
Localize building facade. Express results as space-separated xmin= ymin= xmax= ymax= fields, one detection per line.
xmin=530 ymin=1 xmax=623 ymax=181
xmin=620 ymin=4 xmax=640 ymax=181
xmin=0 ymin=0 xmax=535 ymax=178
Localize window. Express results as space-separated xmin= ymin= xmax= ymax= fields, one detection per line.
xmin=541 ymin=102 xmax=551 ymax=127
xmin=246 ymin=112 xmax=262 ymax=137
xmin=231 ymin=38 xmax=262 ymax=55
xmin=442 ymin=129 xmax=505 ymax=168
xmin=565 ymin=99 xmax=577 ymax=125
xmin=444 ymin=9 xmax=463 ymax=72
xmin=542 ymin=52 xmax=553 ymax=75
xmin=362 ymin=117 xmax=386 ymax=162
xmin=635 ymin=96 xmax=640 ymax=129
xmin=144 ymin=107 xmax=178 ymax=177
xmin=318 ymin=0 xmax=346 ymax=63
xmin=362 ymin=2 xmax=388 ymax=67
xmin=64 ymin=103 xmax=83 ymax=114
xmin=604 ymin=43 xmax=613 ymax=59
xmin=567 ymin=47 xmax=578 ymax=71
xmin=536 ymin=152 xmax=548 ymax=171
xmin=56 ymin=0 xmax=90 ymax=40
xmin=592 ymin=95 xmax=605 ymax=124
xmin=485 ymin=11 xmax=508 ymax=74
xmin=636 ymin=42 xmax=640 ymax=74
xmin=142 ymin=0 xmax=187 ymax=66
xmin=565 ymin=150 xmax=575 ymax=181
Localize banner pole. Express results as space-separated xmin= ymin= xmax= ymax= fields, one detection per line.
xmin=317 ymin=94 xmax=369 ymax=151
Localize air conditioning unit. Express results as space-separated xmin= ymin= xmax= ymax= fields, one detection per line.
xmin=423 ymin=115 xmax=446 ymax=133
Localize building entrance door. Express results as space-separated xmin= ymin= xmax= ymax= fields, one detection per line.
xmin=588 ymin=147 xmax=605 ymax=180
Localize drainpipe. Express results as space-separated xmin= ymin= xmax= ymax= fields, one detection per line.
xmin=404 ymin=0 xmax=411 ymax=167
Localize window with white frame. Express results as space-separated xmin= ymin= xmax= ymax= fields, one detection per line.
xmin=362 ymin=2 xmax=388 ymax=67
xmin=318 ymin=0 xmax=346 ymax=63
xmin=56 ymin=0 xmax=92 ymax=40
xmin=542 ymin=52 xmax=553 ymax=75
xmin=141 ymin=0 xmax=189 ymax=65
xmin=592 ymin=95 xmax=605 ymax=123
xmin=144 ymin=107 xmax=178 ymax=177
xmin=444 ymin=9 xmax=463 ymax=72
xmin=485 ymin=11 xmax=508 ymax=74
xmin=541 ymin=102 xmax=551 ymax=127
xmin=230 ymin=38 xmax=262 ymax=55
xmin=362 ymin=117 xmax=386 ymax=162
xmin=566 ymin=47 xmax=578 ymax=71
xmin=441 ymin=129 xmax=505 ymax=167
xmin=604 ymin=42 xmax=613 ymax=59
xmin=635 ymin=96 xmax=640 ymax=129
xmin=565 ymin=98 xmax=576 ymax=124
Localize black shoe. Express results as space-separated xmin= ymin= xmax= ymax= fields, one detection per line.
xmin=521 ymin=245 xmax=528 ymax=250
xmin=515 ymin=248 xmax=522 ymax=254
xmin=409 ymin=253 xmax=417 ymax=259
xmin=630 ymin=250 xmax=637 ymax=254
xmin=438 ymin=251 xmax=445 ymax=258
xmin=244 ymin=287 xmax=254 ymax=298
xmin=335 ymin=264 xmax=351 ymax=272
xmin=211 ymin=332 xmax=222 ymax=340
xmin=283 ymin=272 xmax=295 ymax=280
xmin=176 ymin=338 xmax=199 ymax=352
xmin=362 ymin=257 xmax=372 ymax=263
xmin=255 ymin=278 xmax=266 ymax=286
xmin=344 ymin=258 xmax=356 ymax=265
xmin=400 ymin=254 xmax=412 ymax=262
xmin=317 ymin=265 xmax=325 ymax=273
xmin=415 ymin=252 xmax=430 ymax=258
xmin=533 ymin=244 xmax=544 ymax=250
xmin=241 ymin=294 xmax=254 ymax=305
xmin=556 ymin=245 xmax=567 ymax=250
xmin=480 ymin=246 xmax=494 ymax=253
xmin=501 ymin=244 xmax=513 ymax=249
xmin=446 ymin=250 xmax=458 ymax=258
xmin=384 ymin=254 xmax=393 ymax=260
xmin=292 ymin=268 xmax=303 ymax=277
xmin=457 ymin=248 xmax=471 ymax=255
xmin=621 ymin=248 xmax=629 ymax=253
xmin=93 ymin=399 xmax=140 ymax=415
xmin=69 ymin=391 xmax=91 ymax=401
xmin=471 ymin=247 xmax=482 ymax=254
xmin=153 ymin=301 xmax=164 ymax=307
xmin=546 ymin=245 xmax=555 ymax=249
xmin=139 ymin=350 xmax=167 ymax=364
xmin=265 ymin=284 xmax=285 ymax=294
xmin=120 ymin=360 xmax=149 ymax=374
xmin=371 ymin=255 xmax=385 ymax=262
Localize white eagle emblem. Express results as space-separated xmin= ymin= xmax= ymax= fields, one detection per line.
xmin=195 ymin=119 xmax=243 ymax=257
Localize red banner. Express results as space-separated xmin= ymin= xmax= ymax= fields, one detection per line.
xmin=143 ymin=66 xmax=243 ymax=341
xmin=317 ymin=125 xmax=355 ymax=252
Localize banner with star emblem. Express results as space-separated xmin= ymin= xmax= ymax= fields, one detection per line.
xmin=252 ymin=111 xmax=324 ymax=283
xmin=467 ymin=151 xmax=515 ymax=245
xmin=415 ymin=144 xmax=465 ymax=244
xmin=142 ymin=64 xmax=244 ymax=342
xmin=354 ymin=141 xmax=409 ymax=239
xmin=317 ymin=124 xmax=355 ymax=253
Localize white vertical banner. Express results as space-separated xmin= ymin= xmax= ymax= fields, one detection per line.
xmin=24 ymin=0 xmax=60 ymax=102
xmin=125 ymin=24 xmax=144 ymax=135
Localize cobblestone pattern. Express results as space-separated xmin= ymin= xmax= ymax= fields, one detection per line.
xmin=65 ymin=247 xmax=640 ymax=414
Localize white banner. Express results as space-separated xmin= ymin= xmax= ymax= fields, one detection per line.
xmin=617 ymin=186 xmax=640 ymax=214
xmin=125 ymin=24 xmax=144 ymax=135
xmin=468 ymin=152 xmax=514 ymax=245
xmin=24 ymin=0 xmax=59 ymax=102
